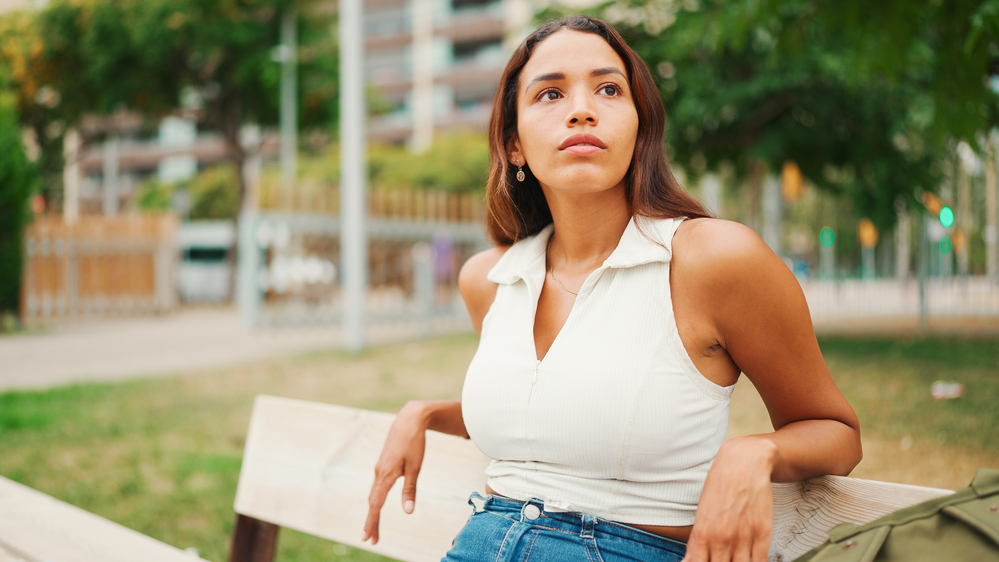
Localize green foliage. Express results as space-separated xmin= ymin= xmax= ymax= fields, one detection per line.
xmin=0 ymin=91 xmax=37 ymax=315
xmin=289 ymin=133 xmax=490 ymax=193
xmin=188 ymin=166 xmax=239 ymax=220
xmin=133 ymin=178 xmax=175 ymax=213
xmin=31 ymin=0 xmax=338 ymax=128
xmin=539 ymin=0 xmax=999 ymax=230
xmin=368 ymin=133 xmax=490 ymax=192
xmin=134 ymin=166 xmax=239 ymax=220
xmin=0 ymin=0 xmax=339 ymax=212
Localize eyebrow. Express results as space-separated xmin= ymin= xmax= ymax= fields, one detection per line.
xmin=524 ymin=67 xmax=627 ymax=93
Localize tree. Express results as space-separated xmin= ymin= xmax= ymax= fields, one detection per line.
xmin=542 ymin=0 xmax=999 ymax=230
xmin=0 ymin=89 xmax=37 ymax=317
xmin=30 ymin=0 xmax=338 ymax=211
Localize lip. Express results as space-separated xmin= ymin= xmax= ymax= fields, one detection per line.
xmin=558 ymin=133 xmax=608 ymax=151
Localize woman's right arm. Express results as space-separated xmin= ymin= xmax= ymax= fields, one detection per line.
xmin=362 ymin=246 xmax=506 ymax=545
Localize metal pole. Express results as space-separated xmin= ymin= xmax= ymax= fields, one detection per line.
xmin=340 ymin=0 xmax=368 ymax=352
xmin=280 ymin=8 xmax=298 ymax=210
xmin=700 ymin=173 xmax=721 ymax=217
xmin=413 ymin=242 xmax=433 ymax=336
xmin=919 ymin=216 xmax=929 ymax=329
xmin=820 ymin=242 xmax=834 ymax=280
xmin=102 ymin=135 xmax=119 ymax=216
xmin=63 ymin=129 xmax=80 ymax=225
xmin=238 ymin=125 xmax=263 ymax=326
xmin=862 ymin=247 xmax=875 ymax=280
xmin=986 ymin=131 xmax=998 ymax=281
xmin=762 ymin=174 xmax=782 ymax=256
xmin=895 ymin=199 xmax=910 ymax=281
xmin=410 ymin=0 xmax=434 ymax=153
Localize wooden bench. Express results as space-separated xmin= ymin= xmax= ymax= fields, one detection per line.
xmin=0 ymin=475 xmax=200 ymax=562
xmin=230 ymin=395 xmax=955 ymax=562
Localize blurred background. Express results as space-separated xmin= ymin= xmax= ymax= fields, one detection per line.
xmin=0 ymin=0 xmax=998 ymax=561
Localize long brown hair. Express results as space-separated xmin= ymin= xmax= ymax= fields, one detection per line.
xmin=485 ymin=16 xmax=710 ymax=246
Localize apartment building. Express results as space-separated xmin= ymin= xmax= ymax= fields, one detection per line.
xmin=365 ymin=0 xmax=528 ymax=144
xmin=2 ymin=0 xmax=527 ymax=213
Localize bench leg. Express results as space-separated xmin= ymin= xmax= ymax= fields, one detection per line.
xmin=229 ymin=514 xmax=280 ymax=562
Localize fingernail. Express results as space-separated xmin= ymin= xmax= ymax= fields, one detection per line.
xmin=404 ymin=500 xmax=414 ymax=513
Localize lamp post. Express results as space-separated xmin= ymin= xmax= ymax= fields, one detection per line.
xmin=340 ymin=0 xmax=368 ymax=352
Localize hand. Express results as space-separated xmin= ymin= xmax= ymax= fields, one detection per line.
xmin=362 ymin=401 xmax=430 ymax=545
xmin=682 ymin=437 xmax=777 ymax=562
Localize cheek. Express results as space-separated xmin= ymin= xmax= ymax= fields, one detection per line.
xmin=621 ymin=111 xmax=639 ymax=162
xmin=517 ymin=113 xmax=557 ymax=163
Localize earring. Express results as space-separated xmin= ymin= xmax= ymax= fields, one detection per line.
xmin=515 ymin=158 xmax=526 ymax=182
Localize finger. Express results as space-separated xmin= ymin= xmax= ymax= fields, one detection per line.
xmin=362 ymin=507 xmax=381 ymax=544
xmin=732 ymin=541 xmax=753 ymax=562
xmin=401 ymin=458 xmax=423 ymax=514
xmin=751 ymin=527 xmax=772 ymax=562
xmin=681 ymin=533 xmax=710 ymax=562
xmin=364 ymin=471 xmax=399 ymax=544
xmin=732 ymin=527 xmax=756 ymax=562
xmin=704 ymin=530 xmax=735 ymax=562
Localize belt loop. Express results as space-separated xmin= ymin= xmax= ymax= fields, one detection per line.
xmin=468 ymin=491 xmax=487 ymax=514
xmin=580 ymin=514 xmax=596 ymax=538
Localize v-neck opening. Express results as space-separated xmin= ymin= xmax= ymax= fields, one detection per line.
xmin=531 ymin=239 xmax=606 ymax=364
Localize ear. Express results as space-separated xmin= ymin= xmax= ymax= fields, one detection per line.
xmin=505 ymin=135 xmax=524 ymax=167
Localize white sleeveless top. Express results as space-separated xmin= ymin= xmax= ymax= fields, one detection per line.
xmin=461 ymin=217 xmax=734 ymax=526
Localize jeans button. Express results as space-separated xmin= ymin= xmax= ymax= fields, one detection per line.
xmin=524 ymin=504 xmax=541 ymax=520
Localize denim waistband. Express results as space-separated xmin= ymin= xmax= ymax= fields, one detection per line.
xmin=467 ymin=492 xmax=687 ymax=556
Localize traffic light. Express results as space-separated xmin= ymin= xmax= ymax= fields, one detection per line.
xmin=819 ymin=226 xmax=835 ymax=248
xmin=939 ymin=205 xmax=955 ymax=228
xmin=782 ymin=161 xmax=804 ymax=203
xmin=858 ymin=218 xmax=878 ymax=249
xmin=940 ymin=237 xmax=953 ymax=255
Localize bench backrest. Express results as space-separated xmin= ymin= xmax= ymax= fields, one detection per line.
xmin=232 ymin=395 xmax=954 ymax=562
xmin=0 ymin=475 xmax=201 ymax=562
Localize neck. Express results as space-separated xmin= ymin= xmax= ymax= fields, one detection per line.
xmin=542 ymin=182 xmax=631 ymax=272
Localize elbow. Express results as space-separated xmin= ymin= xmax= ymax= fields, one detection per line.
xmin=837 ymin=424 xmax=863 ymax=476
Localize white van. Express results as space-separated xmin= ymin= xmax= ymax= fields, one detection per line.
xmin=176 ymin=221 xmax=235 ymax=303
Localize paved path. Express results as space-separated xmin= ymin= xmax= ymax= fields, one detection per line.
xmin=0 ymin=308 xmax=469 ymax=392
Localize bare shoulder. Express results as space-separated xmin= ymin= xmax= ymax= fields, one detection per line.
xmin=673 ymin=218 xmax=771 ymax=267
xmin=672 ymin=218 xmax=784 ymax=285
xmin=458 ymin=246 xmax=509 ymax=335
xmin=672 ymin=217 xmax=803 ymax=317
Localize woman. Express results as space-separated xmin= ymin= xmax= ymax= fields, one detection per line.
xmin=363 ymin=16 xmax=862 ymax=562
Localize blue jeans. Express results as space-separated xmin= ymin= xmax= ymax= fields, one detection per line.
xmin=442 ymin=492 xmax=687 ymax=562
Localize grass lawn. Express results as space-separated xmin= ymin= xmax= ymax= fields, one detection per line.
xmin=0 ymin=332 xmax=997 ymax=561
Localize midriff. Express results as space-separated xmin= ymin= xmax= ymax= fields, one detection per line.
xmin=484 ymin=484 xmax=692 ymax=543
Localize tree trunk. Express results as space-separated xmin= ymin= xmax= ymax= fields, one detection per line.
xmin=213 ymin=94 xmax=250 ymax=305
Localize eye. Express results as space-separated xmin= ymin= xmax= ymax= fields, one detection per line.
xmin=600 ymin=84 xmax=621 ymax=96
xmin=538 ymin=88 xmax=561 ymax=101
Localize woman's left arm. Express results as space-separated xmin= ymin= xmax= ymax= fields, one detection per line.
xmin=676 ymin=220 xmax=862 ymax=562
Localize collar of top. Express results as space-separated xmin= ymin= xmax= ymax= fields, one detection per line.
xmin=487 ymin=217 xmax=677 ymax=285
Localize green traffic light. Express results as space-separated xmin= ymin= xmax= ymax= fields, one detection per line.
xmin=939 ymin=205 xmax=955 ymax=228
xmin=819 ymin=226 xmax=835 ymax=248
xmin=939 ymin=237 xmax=953 ymax=255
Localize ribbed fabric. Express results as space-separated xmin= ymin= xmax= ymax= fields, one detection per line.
xmin=461 ymin=217 xmax=733 ymax=527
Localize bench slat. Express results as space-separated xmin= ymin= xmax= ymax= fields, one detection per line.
xmin=771 ymin=476 xmax=951 ymax=560
xmin=0 ymin=545 xmax=29 ymax=562
xmin=234 ymin=395 xmax=490 ymax=562
xmin=235 ymin=395 xmax=953 ymax=562
xmin=0 ymin=476 xmax=199 ymax=562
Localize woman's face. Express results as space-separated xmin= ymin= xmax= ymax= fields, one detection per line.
xmin=510 ymin=30 xmax=638 ymax=196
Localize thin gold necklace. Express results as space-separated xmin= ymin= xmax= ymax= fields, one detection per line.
xmin=546 ymin=235 xmax=579 ymax=296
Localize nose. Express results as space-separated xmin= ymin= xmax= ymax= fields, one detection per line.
xmin=565 ymin=90 xmax=598 ymax=127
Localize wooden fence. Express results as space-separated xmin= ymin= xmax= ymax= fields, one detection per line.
xmin=21 ymin=214 xmax=178 ymax=326
xmin=259 ymin=179 xmax=486 ymax=224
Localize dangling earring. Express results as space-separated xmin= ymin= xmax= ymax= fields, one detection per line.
xmin=515 ymin=158 xmax=526 ymax=182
